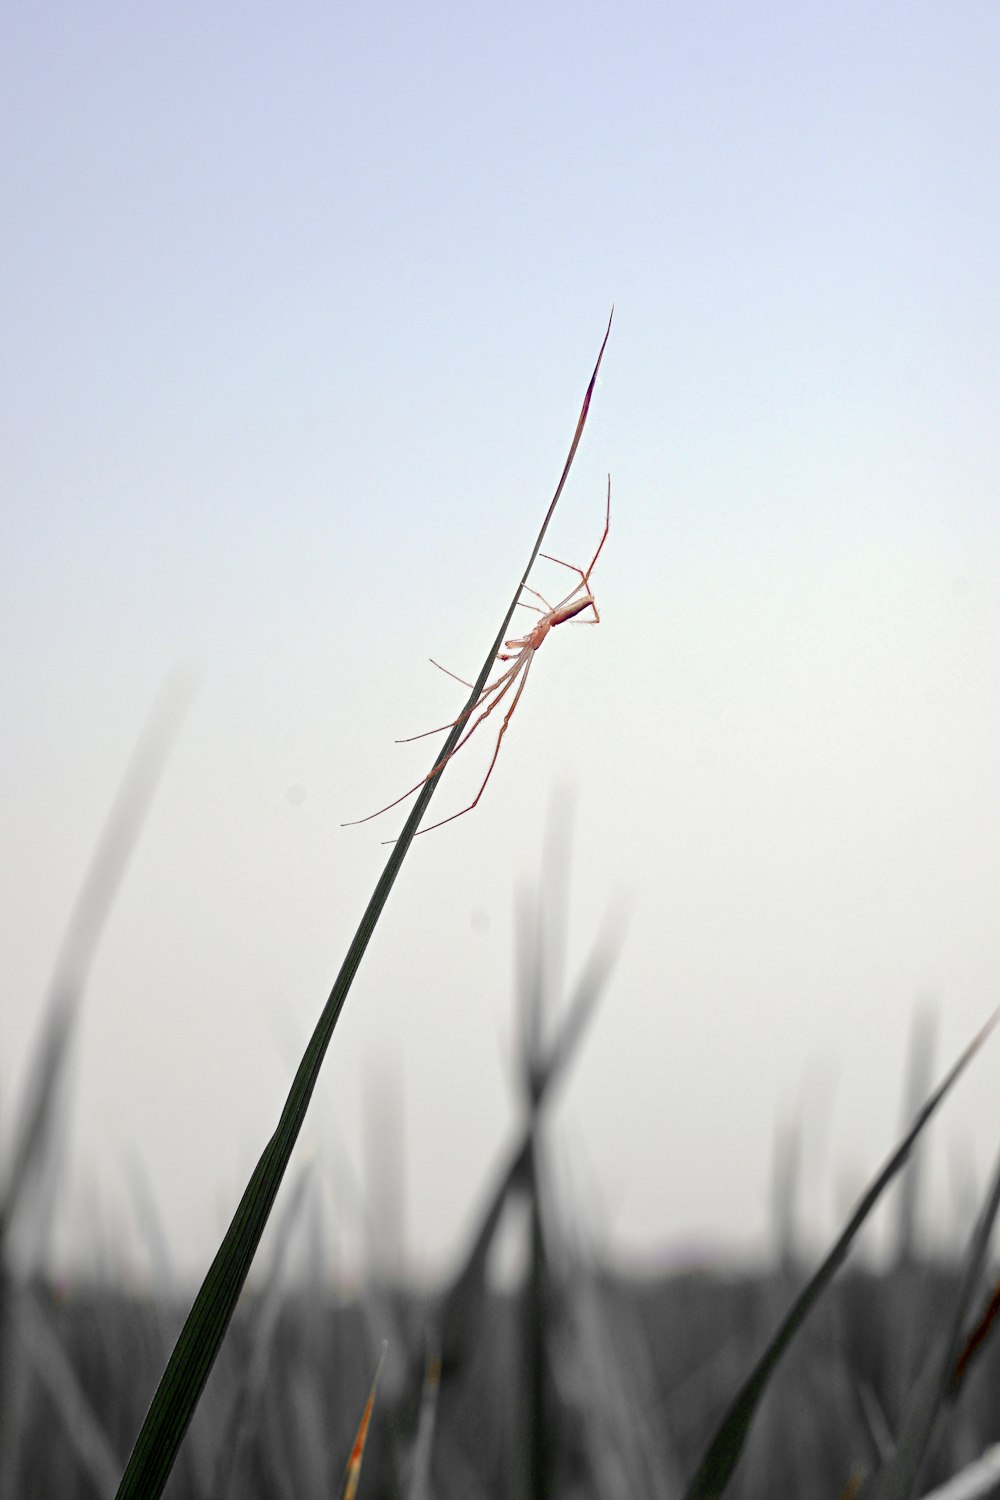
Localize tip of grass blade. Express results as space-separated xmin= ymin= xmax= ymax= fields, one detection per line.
xmin=342 ymin=1342 xmax=387 ymax=1500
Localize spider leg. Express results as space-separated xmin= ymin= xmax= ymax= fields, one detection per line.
xmin=433 ymin=649 xmax=529 ymax=762
xmin=396 ymin=656 xmax=524 ymax=744
xmin=519 ymin=583 xmax=555 ymax=612
xmin=430 ymin=658 xmax=473 ymax=688
xmin=342 ymin=651 xmax=529 ymax=826
xmin=404 ymin=654 xmax=535 ymax=838
xmin=538 ymin=477 xmax=611 ymax=595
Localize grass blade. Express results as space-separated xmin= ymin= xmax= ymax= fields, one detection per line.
xmin=12 ymin=1288 xmax=123 ymax=1496
xmin=0 ymin=673 xmax=193 ymax=1496
xmin=438 ymin=902 xmax=624 ymax=1371
xmin=342 ymin=1342 xmax=386 ymax=1500
xmin=682 ymin=1008 xmax=998 ymax=1500
xmin=866 ymin=1136 xmax=1000 ymax=1500
xmin=894 ymin=1005 xmax=937 ymax=1269
xmin=1 ymin=669 xmax=195 ymax=1244
xmin=212 ymin=1166 xmax=313 ymax=1500
xmin=952 ymin=1274 xmax=1000 ymax=1393
xmin=404 ymin=1336 xmax=442 ymax=1500
xmin=114 ymin=315 xmax=613 ymax=1500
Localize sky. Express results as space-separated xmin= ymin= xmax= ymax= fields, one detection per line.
xmin=3 ymin=0 xmax=1000 ymax=1286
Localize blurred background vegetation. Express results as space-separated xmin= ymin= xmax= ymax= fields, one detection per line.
xmin=3 ymin=693 xmax=1000 ymax=1499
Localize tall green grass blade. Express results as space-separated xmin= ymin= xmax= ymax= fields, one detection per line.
xmin=114 ymin=314 xmax=613 ymax=1500
xmin=682 ymin=1008 xmax=998 ymax=1500
xmin=213 ymin=1166 xmax=313 ymax=1500
xmin=122 ymin=1157 xmax=214 ymax=1499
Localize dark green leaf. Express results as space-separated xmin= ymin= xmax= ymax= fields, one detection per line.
xmin=114 ymin=315 xmax=613 ymax=1500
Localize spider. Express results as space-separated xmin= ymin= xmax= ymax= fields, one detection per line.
xmin=344 ymin=478 xmax=610 ymax=837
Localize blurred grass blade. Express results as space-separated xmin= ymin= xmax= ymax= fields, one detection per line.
xmin=563 ymin=1265 xmax=681 ymax=1500
xmin=894 ymin=1003 xmax=937 ymax=1269
xmin=953 ymin=1274 xmax=1000 ymax=1392
xmin=917 ymin=1448 xmax=1000 ymax=1500
xmin=1 ymin=669 xmax=195 ymax=1243
xmin=404 ymin=1336 xmax=441 ymax=1500
xmin=439 ymin=903 xmax=624 ymax=1369
xmin=342 ymin=1343 xmax=386 ymax=1500
xmin=682 ymin=1008 xmax=998 ymax=1500
xmin=771 ymin=1113 xmax=801 ymax=1274
xmin=13 ymin=1288 xmax=123 ymax=1496
xmin=522 ymin=1145 xmax=550 ymax=1500
xmin=114 ymin=315 xmax=612 ymax=1500
xmin=0 ymin=674 xmax=193 ymax=1500
xmin=867 ymin=1135 xmax=1000 ymax=1500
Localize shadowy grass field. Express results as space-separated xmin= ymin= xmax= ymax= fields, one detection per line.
xmin=6 ymin=1239 xmax=1000 ymax=1497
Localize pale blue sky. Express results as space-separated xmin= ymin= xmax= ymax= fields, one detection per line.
xmin=3 ymin=1 xmax=1000 ymax=1280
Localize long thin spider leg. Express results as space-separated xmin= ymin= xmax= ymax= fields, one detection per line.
xmin=426 ymin=650 xmax=528 ymax=761
xmin=404 ymin=655 xmax=535 ymax=838
xmin=396 ymin=657 xmax=524 ymax=744
xmin=535 ymin=480 xmax=610 ymax=627
xmin=429 ymin=659 xmax=473 ymax=688
xmin=581 ymin=474 xmax=612 ymax=581
xmin=341 ymin=652 xmax=530 ymax=826
xmin=400 ymin=654 xmax=526 ymax=747
xmin=539 ymin=555 xmax=587 ymax=578
xmin=519 ymin=584 xmax=555 ymax=612
xmin=539 ymin=477 xmax=611 ymax=588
